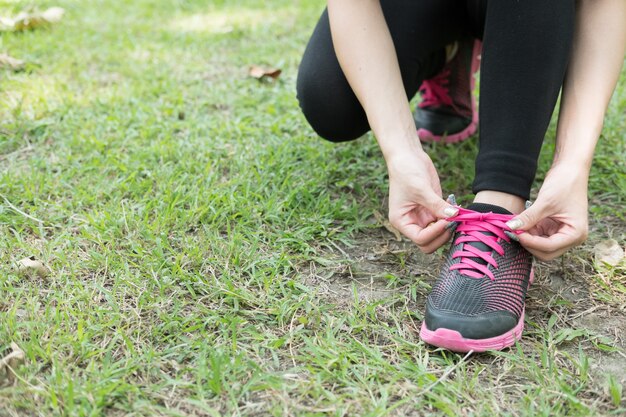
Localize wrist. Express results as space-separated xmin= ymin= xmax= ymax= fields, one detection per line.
xmin=552 ymin=153 xmax=593 ymax=174
xmin=553 ymin=132 xmax=599 ymax=172
xmin=385 ymin=147 xmax=428 ymax=175
xmin=546 ymin=160 xmax=590 ymax=189
xmin=373 ymin=118 xmax=423 ymax=161
xmin=380 ymin=136 xmax=424 ymax=165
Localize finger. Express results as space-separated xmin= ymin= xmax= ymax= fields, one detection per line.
xmin=517 ymin=232 xmax=577 ymax=254
xmin=399 ymin=219 xmax=449 ymax=247
xmin=404 ymin=219 xmax=448 ymax=247
xmin=419 ymin=227 xmax=453 ymax=254
xmin=524 ymin=226 xmax=545 ymax=237
xmin=524 ymin=219 xmax=560 ymax=237
xmin=506 ymin=202 xmax=550 ymax=232
xmin=518 ymin=234 xmax=570 ymax=261
xmin=422 ymin=191 xmax=458 ymax=220
xmin=537 ymin=218 xmax=561 ymax=236
xmin=525 ymin=246 xmax=568 ymax=262
xmin=413 ymin=209 xmax=438 ymax=228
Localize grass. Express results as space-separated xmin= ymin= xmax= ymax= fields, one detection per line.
xmin=0 ymin=0 xmax=625 ymax=416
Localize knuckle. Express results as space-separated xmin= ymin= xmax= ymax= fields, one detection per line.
xmin=536 ymin=252 xmax=556 ymax=261
xmin=418 ymin=245 xmax=435 ymax=254
xmin=544 ymin=199 xmax=558 ymax=212
xmin=543 ymin=253 xmax=559 ymax=261
xmin=521 ymin=210 xmax=538 ymax=225
xmin=530 ymin=249 xmax=546 ymax=261
xmin=388 ymin=215 xmax=401 ymax=228
xmin=529 ymin=246 xmax=557 ymax=261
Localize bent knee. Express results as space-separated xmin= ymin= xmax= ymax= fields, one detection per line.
xmin=296 ymin=72 xmax=369 ymax=143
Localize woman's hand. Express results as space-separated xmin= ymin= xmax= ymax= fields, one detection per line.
xmin=387 ymin=150 xmax=458 ymax=253
xmin=506 ymin=163 xmax=589 ymax=261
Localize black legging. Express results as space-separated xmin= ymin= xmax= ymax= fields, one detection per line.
xmin=296 ymin=0 xmax=575 ymax=200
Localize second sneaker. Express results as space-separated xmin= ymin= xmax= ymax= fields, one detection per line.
xmin=415 ymin=38 xmax=482 ymax=144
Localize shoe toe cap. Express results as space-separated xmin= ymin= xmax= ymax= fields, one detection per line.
xmin=414 ymin=107 xmax=472 ymax=136
xmin=425 ymin=300 xmax=519 ymax=340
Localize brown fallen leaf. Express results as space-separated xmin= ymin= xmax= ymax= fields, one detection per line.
xmin=1 ymin=7 xmax=64 ymax=32
xmin=41 ymin=7 xmax=65 ymax=23
xmin=373 ymin=211 xmax=402 ymax=242
xmin=17 ymin=256 xmax=50 ymax=279
xmin=594 ymin=239 xmax=624 ymax=268
xmin=0 ymin=17 xmax=14 ymax=31
xmin=0 ymin=53 xmax=25 ymax=71
xmin=0 ymin=343 xmax=25 ymax=384
xmin=248 ymin=65 xmax=281 ymax=80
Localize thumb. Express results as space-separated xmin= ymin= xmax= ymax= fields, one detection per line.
xmin=506 ymin=202 xmax=546 ymax=231
xmin=423 ymin=191 xmax=458 ymax=219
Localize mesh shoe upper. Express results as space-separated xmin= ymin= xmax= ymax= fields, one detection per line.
xmin=425 ymin=204 xmax=533 ymax=339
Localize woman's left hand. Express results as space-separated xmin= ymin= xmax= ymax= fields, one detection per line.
xmin=505 ymin=163 xmax=590 ymax=261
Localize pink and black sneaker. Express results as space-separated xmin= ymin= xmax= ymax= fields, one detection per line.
xmin=415 ymin=38 xmax=481 ymax=143
xmin=420 ymin=203 xmax=533 ymax=352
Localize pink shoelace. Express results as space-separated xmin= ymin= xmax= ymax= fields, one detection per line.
xmin=419 ymin=69 xmax=453 ymax=108
xmin=447 ymin=208 xmax=521 ymax=281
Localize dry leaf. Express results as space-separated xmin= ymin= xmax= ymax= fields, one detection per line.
xmin=0 ymin=343 xmax=25 ymax=384
xmin=17 ymin=256 xmax=50 ymax=278
xmin=0 ymin=53 xmax=25 ymax=71
xmin=248 ymin=65 xmax=281 ymax=80
xmin=594 ymin=239 xmax=624 ymax=268
xmin=373 ymin=211 xmax=402 ymax=242
xmin=40 ymin=7 xmax=65 ymax=23
xmin=0 ymin=17 xmax=14 ymax=31
xmin=1 ymin=7 xmax=64 ymax=32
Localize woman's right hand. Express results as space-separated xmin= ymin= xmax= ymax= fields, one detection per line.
xmin=386 ymin=150 xmax=458 ymax=253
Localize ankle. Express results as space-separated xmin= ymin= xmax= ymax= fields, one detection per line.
xmin=473 ymin=191 xmax=525 ymax=214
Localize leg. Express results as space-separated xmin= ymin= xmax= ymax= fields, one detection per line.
xmin=296 ymin=1 xmax=468 ymax=143
xmin=472 ymin=0 xmax=576 ymax=208
xmin=420 ymin=0 xmax=576 ymax=353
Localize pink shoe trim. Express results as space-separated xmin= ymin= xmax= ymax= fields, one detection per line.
xmin=418 ymin=40 xmax=482 ymax=144
xmin=419 ymin=308 xmax=525 ymax=353
xmin=417 ymin=113 xmax=477 ymax=144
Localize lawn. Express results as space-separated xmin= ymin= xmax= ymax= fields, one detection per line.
xmin=1 ymin=0 xmax=625 ymax=416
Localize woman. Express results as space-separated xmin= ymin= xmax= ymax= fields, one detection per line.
xmin=296 ymin=0 xmax=626 ymax=352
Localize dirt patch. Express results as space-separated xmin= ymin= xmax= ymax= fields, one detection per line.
xmin=304 ymin=227 xmax=438 ymax=306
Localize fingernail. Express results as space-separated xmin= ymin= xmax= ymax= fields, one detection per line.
xmin=506 ymin=219 xmax=523 ymax=230
xmin=443 ymin=206 xmax=458 ymax=217
xmin=525 ymin=200 xmax=533 ymax=209
xmin=447 ymin=194 xmax=457 ymax=206
xmin=504 ymin=231 xmax=520 ymax=242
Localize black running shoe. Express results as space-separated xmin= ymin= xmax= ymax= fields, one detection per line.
xmin=420 ymin=203 xmax=533 ymax=352
xmin=415 ymin=38 xmax=481 ymax=143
